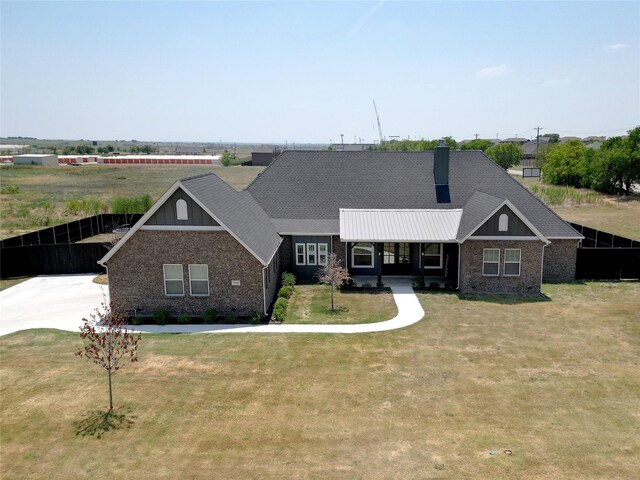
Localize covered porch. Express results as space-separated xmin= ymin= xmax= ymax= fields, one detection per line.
xmin=340 ymin=209 xmax=462 ymax=288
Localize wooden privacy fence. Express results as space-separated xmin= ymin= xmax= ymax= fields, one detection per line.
xmin=0 ymin=214 xmax=142 ymax=278
xmin=570 ymin=223 xmax=640 ymax=280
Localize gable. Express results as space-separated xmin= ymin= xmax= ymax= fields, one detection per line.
xmin=471 ymin=205 xmax=535 ymax=237
xmin=145 ymin=188 xmax=219 ymax=227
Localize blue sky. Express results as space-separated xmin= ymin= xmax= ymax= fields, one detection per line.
xmin=1 ymin=1 xmax=638 ymax=143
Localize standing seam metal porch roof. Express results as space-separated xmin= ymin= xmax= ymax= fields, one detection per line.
xmin=340 ymin=209 xmax=463 ymax=242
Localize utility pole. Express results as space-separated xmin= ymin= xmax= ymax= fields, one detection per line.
xmin=340 ymin=134 xmax=344 ymax=147
xmin=535 ymin=126 xmax=543 ymax=156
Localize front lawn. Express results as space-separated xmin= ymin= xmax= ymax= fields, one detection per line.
xmin=1 ymin=281 xmax=638 ymax=479
xmin=285 ymin=284 xmax=397 ymax=324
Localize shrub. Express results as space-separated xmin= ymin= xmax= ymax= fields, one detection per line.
xmin=177 ymin=313 xmax=191 ymax=324
xmin=428 ymin=281 xmax=441 ymax=290
xmin=413 ymin=276 xmax=425 ymax=290
xmin=278 ymin=285 xmax=293 ymax=299
xmin=281 ymin=272 xmax=296 ymax=287
xmin=226 ymin=315 xmax=239 ymax=323
xmin=273 ymin=297 xmax=288 ymax=322
xmin=249 ymin=310 xmax=262 ymax=324
xmin=153 ymin=308 xmax=170 ymax=325
xmin=221 ymin=150 xmax=235 ymax=167
xmin=362 ymin=282 xmax=373 ymax=289
xmin=341 ymin=278 xmax=356 ymax=290
xmin=203 ymin=308 xmax=218 ymax=324
xmin=129 ymin=316 xmax=145 ymax=325
xmin=0 ymin=185 xmax=19 ymax=194
xmin=111 ymin=193 xmax=153 ymax=214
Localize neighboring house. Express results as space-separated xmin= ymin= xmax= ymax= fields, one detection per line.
xmin=521 ymin=140 xmax=550 ymax=160
xmin=500 ymin=138 xmax=529 ymax=145
xmin=251 ymin=145 xmax=281 ymax=166
xmin=101 ymin=144 xmax=582 ymax=317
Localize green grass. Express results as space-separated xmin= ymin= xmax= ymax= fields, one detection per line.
xmin=0 ymin=277 xmax=31 ymax=291
xmin=527 ymin=183 xmax=603 ymax=206
xmin=285 ymin=284 xmax=397 ymax=324
xmin=0 ymin=165 xmax=264 ymax=238
xmin=1 ymin=281 xmax=638 ymax=479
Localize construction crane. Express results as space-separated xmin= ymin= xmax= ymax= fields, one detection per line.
xmin=373 ymin=100 xmax=384 ymax=144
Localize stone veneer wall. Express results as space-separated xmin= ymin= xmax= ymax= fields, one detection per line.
xmin=459 ymin=240 xmax=544 ymax=295
xmin=107 ymin=230 xmax=264 ymax=316
xmin=543 ymin=239 xmax=579 ymax=281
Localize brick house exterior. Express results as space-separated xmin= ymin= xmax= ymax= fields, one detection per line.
xmin=102 ymin=146 xmax=583 ymax=315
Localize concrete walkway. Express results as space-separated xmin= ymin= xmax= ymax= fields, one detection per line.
xmin=0 ymin=275 xmax=425 ymax=336
xmin=131 ymin=277 xmax=424 ymax=334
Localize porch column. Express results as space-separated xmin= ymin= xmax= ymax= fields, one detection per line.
xmin=376 ymin=242 xmax=384 ymax=288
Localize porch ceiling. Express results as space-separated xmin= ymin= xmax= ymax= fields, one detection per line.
xmin=339 ymin=208 xmax=462 ymax=242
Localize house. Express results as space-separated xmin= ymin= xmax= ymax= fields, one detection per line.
xmin=100 ymin=144 xmax=583 ymax=317
xmin=250 ymin=145 xmax=281 ymax=166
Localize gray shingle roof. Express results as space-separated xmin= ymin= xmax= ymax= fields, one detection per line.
xmin=456 ymin=191 xmax=505 ymax=241
xmin=270 ymin=218 xmax=340 ymax=234
xmin=181 ymin=173 xmax=281 ymax=265
xmin=246 ymin=150 xmax=581 ymax=239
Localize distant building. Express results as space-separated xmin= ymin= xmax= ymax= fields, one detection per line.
xmin=251 ymin=146 xmax=281 ymax=166
xmin=0 ymin=144 xmax=30 ymax=154
xmin=13 ymin=154 xmax=58 ymax=166
xmin=500 ymin=138 xmax=529 ymax=145
xmin=174 ymin=145 xmax=209 ymax=155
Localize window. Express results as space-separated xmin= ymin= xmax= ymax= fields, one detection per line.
xmin=398 ymin=243 xmax=410 ymax=264
xmin=189 ymin=264 xmax=209 ymax=296
xmin=163 ymin=264 xmax=184 ymax=296
xmin=295 ymin=243 xmax=305 ymax=265
xmin=482 ymin=249 xmax=500 ymax=276
xmin=307 ymin=243 xmax=317 ymax=265
xmin=383 ymin=243 xmax=395 ymax=264
xmin=318 ymin=243 xmax=328 ymax=265
xmin=176 ymin=199 xmax=188 ymax=221
xmin=504 ymin=249 xmax=521 ymax=276
xmin=422 ymin=243 xmax=443 ymax=269
xmin=352 ymin=242 xmax=374 ymax=268
xmin=498 ymin=213 xmax=508 ymax=232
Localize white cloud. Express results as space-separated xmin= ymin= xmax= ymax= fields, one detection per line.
xmin=542 ymin=79 xmax=571 ymax=87
xmin=475 ymin=64 xmax=511 ymax=79
xmin=608 ymin=43 xmax=628 ymax=50
xmin=348 ymin=0 xmax=385 ymax=37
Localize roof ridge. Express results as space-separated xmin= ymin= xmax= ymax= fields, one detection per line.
xmin=180 ymin=172 xmax=217 ymax=182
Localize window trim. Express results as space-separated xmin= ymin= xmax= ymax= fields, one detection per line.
xmin=351 ymin=242 xmax=375 ymax=268
xmin=163 ymin=264 xmax=184 ymax=296
xmin=482 ymin=248 xmax=500 ymax=277
xmin=176 ymin=199 xmax=188 ymax=221
xmin=422 ymin=242 xmax=443 ymax=269
xmin=295 ymin=243 xmax=306 ymax=265
xmin=503 ymin=248 xmax=521 ymax=277
xmin=306 ymin=243 xmax=317 ymax=265
xmin=188 ymin=264 xmax=210 ymax=296
xmin=318 ymin=243 xmax=328 ymax=266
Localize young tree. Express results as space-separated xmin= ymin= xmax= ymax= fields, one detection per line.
xmin=460 ymin=139 xmax=492 ymax=152
xmin=317 ymin=253 xmax=350 ymax=311
xmin=76 ymin=300 xmax=141 ymax=411
xmin=485 ymin=143 xmax=524 ymax=169
xmin=221 ymin=150 xmax=235 ymax=166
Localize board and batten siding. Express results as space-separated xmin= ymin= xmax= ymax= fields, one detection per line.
xmin=471 ymin=205 xmax=534 ymax=237
xmin=291 ymin=235 xmax=332 ymax=281
xmin=145 ymin=188 xmax=219 ymax=227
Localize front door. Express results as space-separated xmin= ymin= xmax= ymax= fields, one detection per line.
xmin=382 ymin=243 xmax=412 ymax=275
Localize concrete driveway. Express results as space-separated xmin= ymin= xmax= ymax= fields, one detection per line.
xmin=0 ymin=275 xmax=108 ymax=336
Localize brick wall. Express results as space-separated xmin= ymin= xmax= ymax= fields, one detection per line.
xmin=107 ymin=230 xmax=264 ymax=316
xmin=543 ymin=239 xmax=578 ymax=281
xmin=459 ymin=240 xmax=544 ymax=295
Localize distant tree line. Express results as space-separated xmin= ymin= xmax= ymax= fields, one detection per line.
xmin=541 ymin=127 xmax=640 ymax=195
xmin=56 ymin=144 xmax=155 ymax=155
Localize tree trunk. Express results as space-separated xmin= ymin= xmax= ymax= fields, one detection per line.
xmin=330 ymin=283 xmax=334 ymax=311
xmin=108 ymin=368 xmax=113 ymax=411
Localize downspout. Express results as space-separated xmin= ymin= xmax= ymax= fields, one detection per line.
xmin=262 ymin=265 xmax=267 ymax=315
xmin=456 ymin=241 xmax=462 ymax=290
xmin=540 ymin=242 xmax=547 ymax=293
